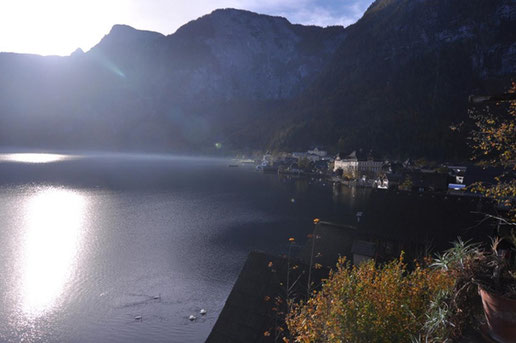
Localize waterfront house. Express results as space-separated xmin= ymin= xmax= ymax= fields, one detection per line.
xmin=374 ymin=175 xmax=389 ymax=189
xmin=333 ymin=150 xmax=383 ymax=180
xmin=447 ymin=165 xmax=467 ymax=184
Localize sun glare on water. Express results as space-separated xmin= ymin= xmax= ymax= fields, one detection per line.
xmin=19 ymin=188 xmax=87 ymax=317
xmin=0 ymin=153 xmax=73 ymax=164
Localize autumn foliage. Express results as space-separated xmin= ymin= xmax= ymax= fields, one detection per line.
xmin=286 ymin=256 xmax=454 ymax=343
xmin=470 ymin=82 xmax=516 ymax=221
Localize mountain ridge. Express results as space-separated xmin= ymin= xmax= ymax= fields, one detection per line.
xmin=264 ymin=0 xmax=516 ymax=159
xmin=0 ymin=2 xmax=514 ymax=157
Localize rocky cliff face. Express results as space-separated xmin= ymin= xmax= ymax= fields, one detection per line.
xmin=266 ymin=0 xmax=516 ymax=159
xmin=166 ymin=9 xmax=345 ymax=100
xmin=86 ymin=9 xmax=345 ymax=102
xmin=0 ymin=9 xmax=345 ymax=152
xmin=0 ymin=2 xmax=514 ymax=156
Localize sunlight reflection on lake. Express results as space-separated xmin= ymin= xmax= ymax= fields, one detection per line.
xmin=0 ymin=154 xmax=361 ymax=342
xmin=0 ymin=153 xmax=75 ymax=164
xmin=19 ymin=187 xmax=87 ymax=318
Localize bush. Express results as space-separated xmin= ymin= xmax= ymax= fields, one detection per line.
xmin=469 ymin=82 xmax=516 ymax=222
xmin=286 ymin=255 xmax=454 ymax=343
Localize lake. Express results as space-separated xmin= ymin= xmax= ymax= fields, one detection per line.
xmin=0 ymin=152 xmax=370 ymax=343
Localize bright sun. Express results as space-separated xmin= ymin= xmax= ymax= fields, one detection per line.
xmin=0 ymin=0 xmax=129 ymax=56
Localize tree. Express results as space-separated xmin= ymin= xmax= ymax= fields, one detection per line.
xmin=470 ymin=83 xmax=516 ymax=222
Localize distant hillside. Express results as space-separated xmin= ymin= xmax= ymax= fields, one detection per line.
xmin=265 ymin=0 xmax=516 ymax=160
xmin=0 ymin=1 xmax=514 ymax=158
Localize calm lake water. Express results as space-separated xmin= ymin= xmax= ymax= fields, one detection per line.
xmin=0 ymin=152 xmax=368 ymax=343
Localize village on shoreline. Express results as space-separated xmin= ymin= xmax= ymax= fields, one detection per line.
xmin=232 ymin=147 xmax=497 ymax=196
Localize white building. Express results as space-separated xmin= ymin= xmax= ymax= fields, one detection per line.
xmin=447 ymin=165 xmax=467 ymax=184
xmin=307 ymin=148 xmax=327 ymax=157
xmin=333 ymin=150 xmax=383 ymax=179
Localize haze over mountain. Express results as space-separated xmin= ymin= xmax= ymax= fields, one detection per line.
xmin=0 ymin=0 xmax=514 ymax=158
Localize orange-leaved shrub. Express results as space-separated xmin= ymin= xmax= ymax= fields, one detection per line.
xmin=286 ymin=255 xmax=454 ymax=343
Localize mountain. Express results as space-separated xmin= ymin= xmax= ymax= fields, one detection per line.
xmin=265 ymin=0 xmax=516 ymax=160
xmin=0 ymin=2 xmax=514 ymax=157
xmin=0 ymin=9 xmax=345 ymax=153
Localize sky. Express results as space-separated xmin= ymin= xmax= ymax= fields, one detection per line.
xmin=0 ymin=0 xmax=375 ymax=56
